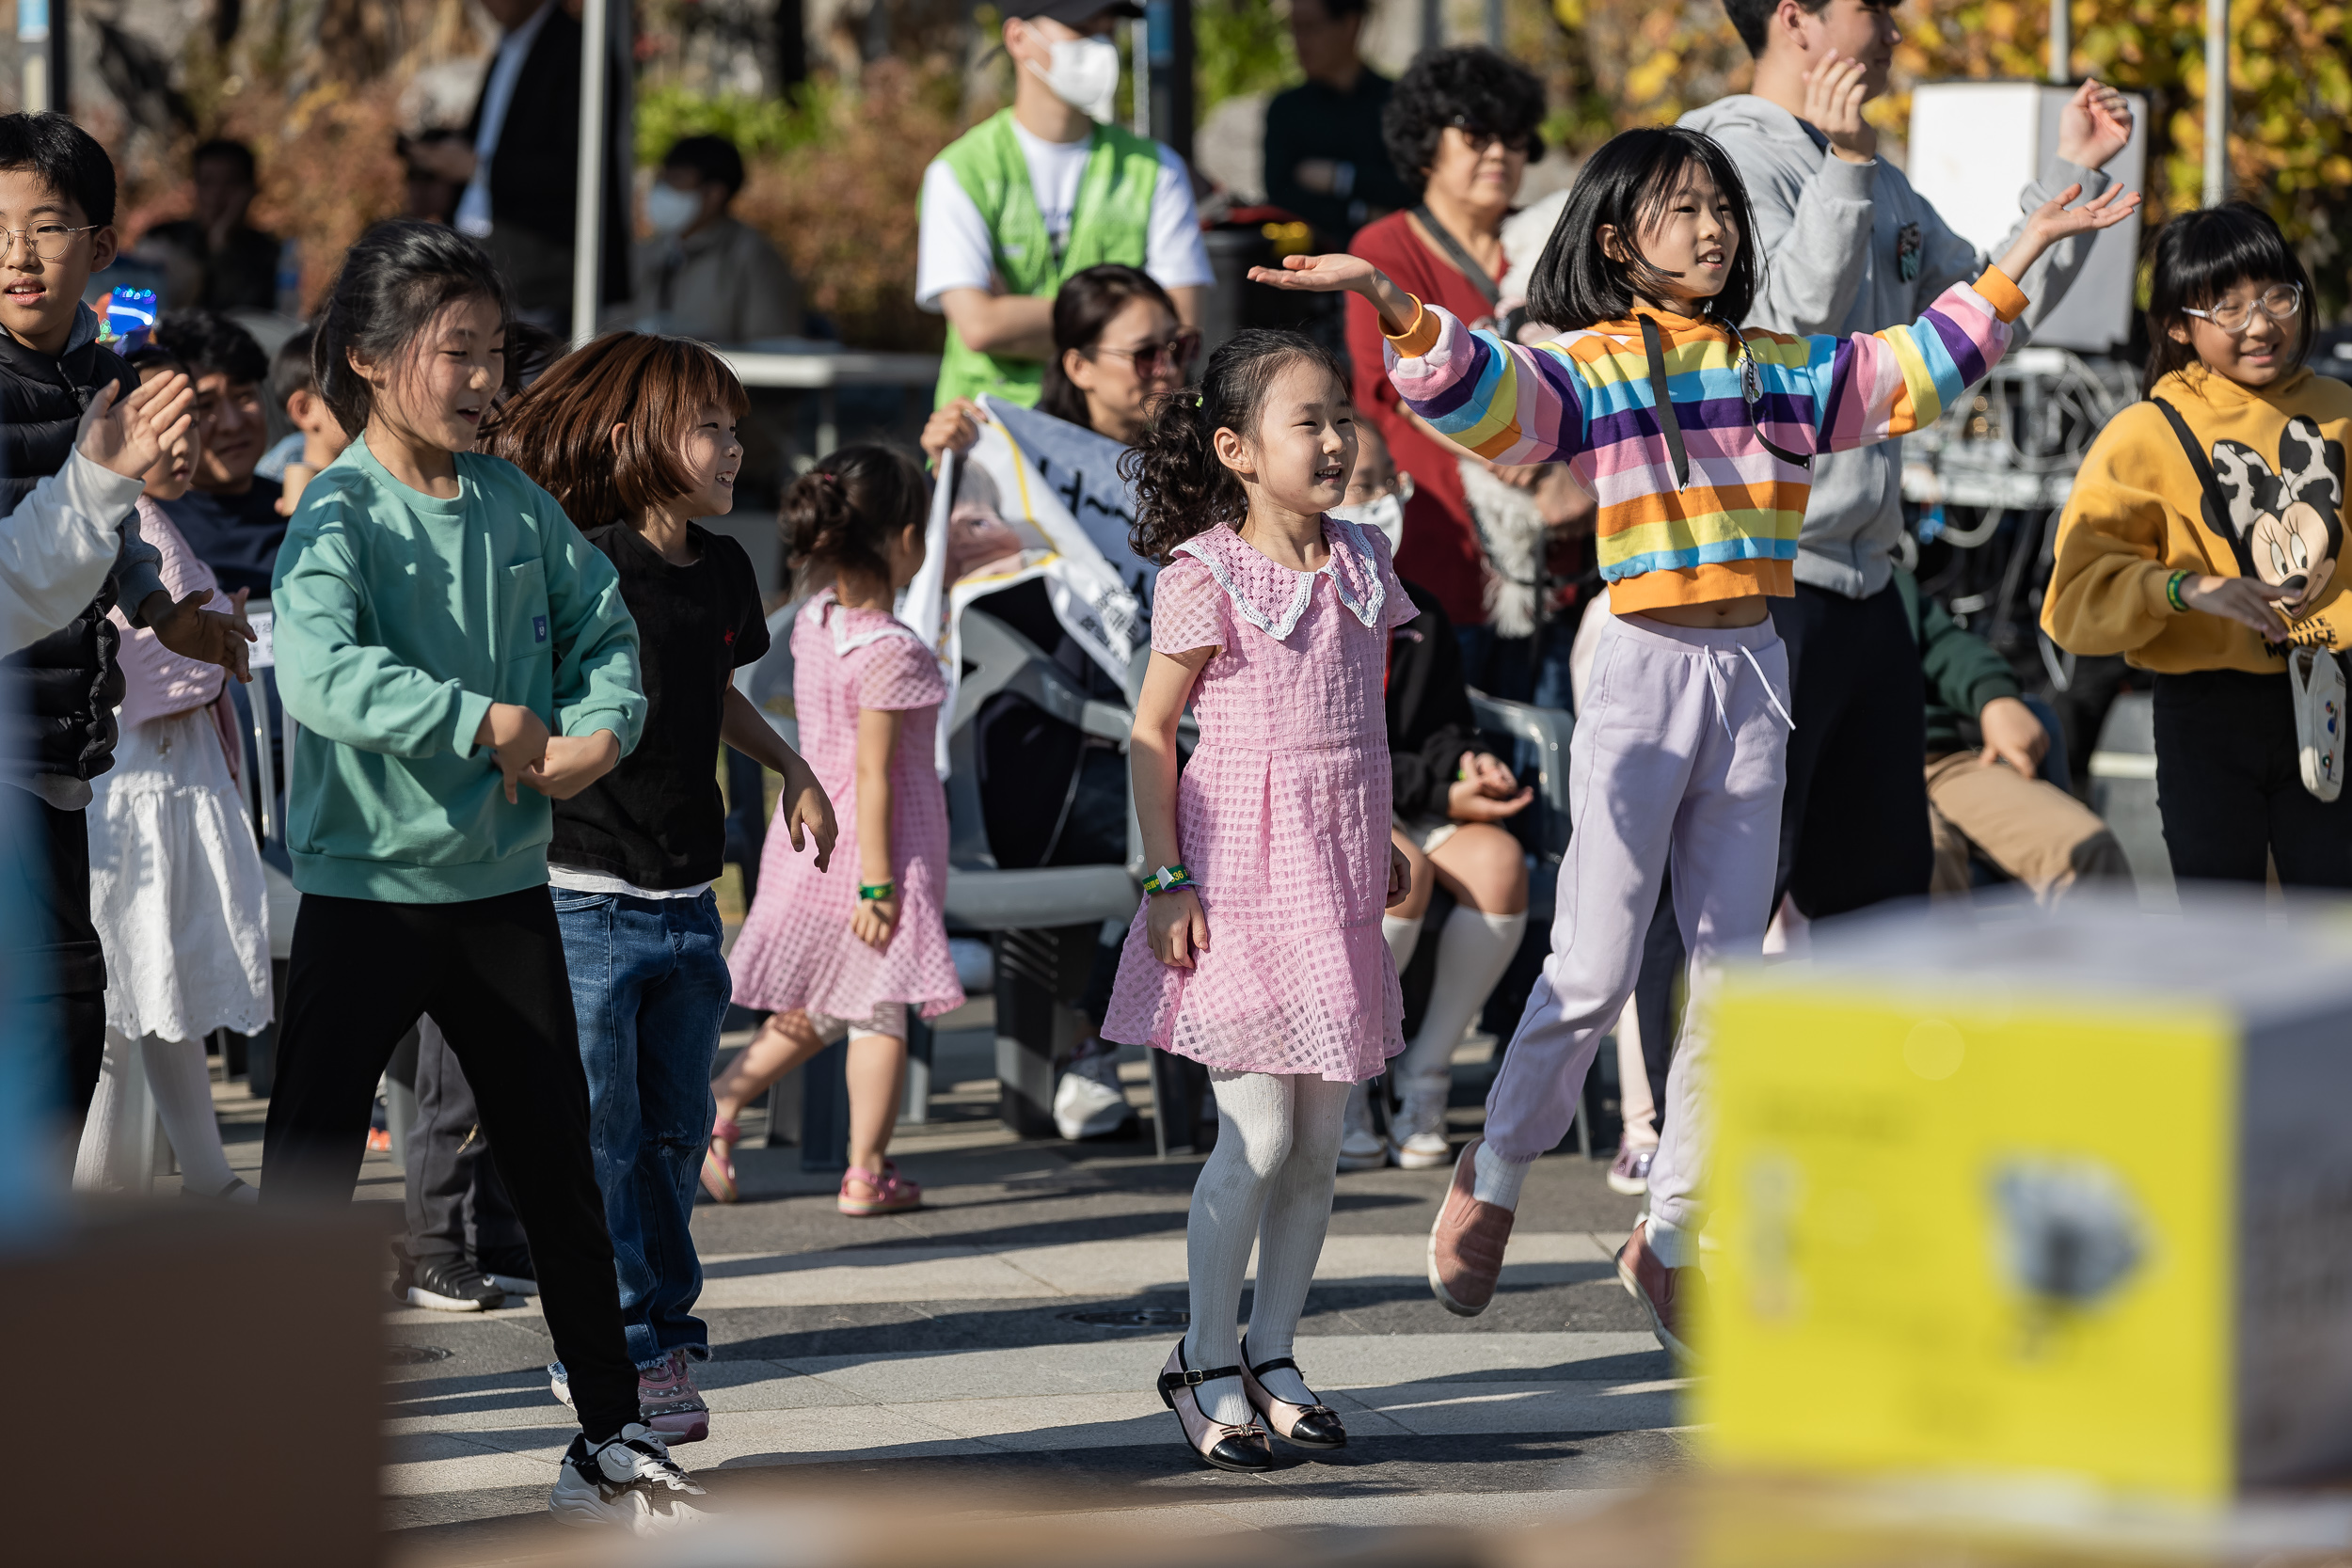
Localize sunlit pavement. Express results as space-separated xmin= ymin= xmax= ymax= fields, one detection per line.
xmin=209 ymin=1009 xmax=1685 ymax=1562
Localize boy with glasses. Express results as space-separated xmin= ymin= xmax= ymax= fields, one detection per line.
xmin=0 ymin=112 xmax=252 ymax=1122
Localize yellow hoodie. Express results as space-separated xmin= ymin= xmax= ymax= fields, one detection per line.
xmin=2043 ymin=364 xmax=2352 ymax=674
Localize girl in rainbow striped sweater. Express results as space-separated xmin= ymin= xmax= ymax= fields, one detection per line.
xmin=1255 ymin=124 xmax=2137 ymax=1355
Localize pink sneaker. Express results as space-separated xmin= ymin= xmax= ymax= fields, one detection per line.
xmin=636 ymin=1351 xmax=710 ymax=1445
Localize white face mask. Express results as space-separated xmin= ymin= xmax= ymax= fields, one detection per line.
xmin=1330 ymin=492 xmax=1406 ymax=556
xmin=1027 ymin=35 xmax=1121 ymax=122
xmin=645 ymin=182 xmax=703 ymax=236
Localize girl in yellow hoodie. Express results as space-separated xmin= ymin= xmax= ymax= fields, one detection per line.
xmin=2044 ymin=204 xmax=2352 ymax=886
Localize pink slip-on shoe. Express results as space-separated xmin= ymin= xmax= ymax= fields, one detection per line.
xmin=1426 ymin=1135 xmax=1516 ymax=1317
xmin=1616 ymin=1216 xmax=1703 ymax=1366
xmin=838 ymin=1161 xmax=920 ymax=1216
xmin=700 ymin=1117 xmax=740 ymax=1204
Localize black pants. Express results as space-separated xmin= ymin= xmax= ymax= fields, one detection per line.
xmin=261 ymin=888 xmax=637 ymax=1442
xmin=405 ymin=1017 xmax=524 ymax=1264
xmin=2153 ymin=669 xmax=2352 ymax=887
xmin=0 ymin=798 xmax=105 ymax=1116
xmin=1770 ymin=581 xmax=1934 ymax=917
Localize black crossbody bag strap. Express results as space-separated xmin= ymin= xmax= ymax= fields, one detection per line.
xmin=1638 ymin=314 xmax=1692 ymax=491
xmin=2153 ymin=396 xmax=2233 ymax=529
xmin=1411 ymin=204 xmax=1502 ymax=308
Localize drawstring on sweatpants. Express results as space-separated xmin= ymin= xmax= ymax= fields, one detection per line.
xmin=1702 ymin=644 xmax=1797 ymax=740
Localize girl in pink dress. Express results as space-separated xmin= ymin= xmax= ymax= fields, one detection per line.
xmin=1106 ymin=329 xmax=1418 ymax=1473
xmin=712 ymin=447 xmax=964 ymax=1216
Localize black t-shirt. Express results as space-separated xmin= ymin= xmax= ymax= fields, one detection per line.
xmin=160 ymin=479 xmax=288 ymax=599
xmin=549 ymin=522 xmax=771 ymax=890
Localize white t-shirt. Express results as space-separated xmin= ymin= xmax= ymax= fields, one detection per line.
xmin=914 ymin=119 xmax=1214 ymax=311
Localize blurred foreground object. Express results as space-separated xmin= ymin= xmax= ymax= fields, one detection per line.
xmin=1701 ymin=891 xmax=2352 ymax=1500
xmin=4 ymin=1200 xmax=384 ymax=1565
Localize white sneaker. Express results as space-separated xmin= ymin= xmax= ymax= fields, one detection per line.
xmin=1337 ymin=1081 xmax=1388 ymax=1171
xmin=548 ymin=1422 xmax=709 ymax=1534
xmin=1389 ymin=1075 xmax=1452 ymax=1170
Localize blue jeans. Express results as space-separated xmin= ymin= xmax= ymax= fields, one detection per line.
xmin=551 ymin=888 xmax=731 ymax=1369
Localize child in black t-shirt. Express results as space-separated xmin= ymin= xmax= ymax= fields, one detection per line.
xmin=486 ymin=332 xmax=836 ymax=1444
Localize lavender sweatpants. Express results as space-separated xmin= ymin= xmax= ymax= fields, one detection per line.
xmin=1483 ymin=611 xmax=1790 ymax=1266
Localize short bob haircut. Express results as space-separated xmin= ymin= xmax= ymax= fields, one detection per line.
xmin=2140 ymin=202 xmax=2315 ymax=397
xmin=1380 ymin=46 xmax=1547 ymax=198
xmin=313 ymin=220 xmax=511 ymax=437
xmin=1523 ymin=126 xmax=1758 ymax=332
xmin=484 ymin=331 xmax=751 ymax=526
xmin=1038 ymin=263 xmax=1180 ymax=430
xmin=0 ymin=110 xmax=116 ymax=227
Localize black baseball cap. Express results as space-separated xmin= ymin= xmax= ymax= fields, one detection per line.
xmin=1001 ymin=0 xmax=1144 ymax=23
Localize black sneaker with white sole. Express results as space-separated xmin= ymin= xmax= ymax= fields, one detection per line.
xmin=548 ymin=1422 xmax=708 ymax=1533
xmin=404 ymin=1255 xmax=505 ymax=1312
xmin=475 ymin=1244 xmax=538 ymax=1296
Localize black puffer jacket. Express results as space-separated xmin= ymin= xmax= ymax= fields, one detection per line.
xmin=0 ymin=329 xmax=138 ymax=782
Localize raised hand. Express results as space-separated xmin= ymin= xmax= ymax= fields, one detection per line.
xmin=142 ymin=585 xmax=257 ymax=682
xmin=2056 ymin=79 xmax=2134 ymax=171
xmin=77 ymin=372 xmax=196 ymax=482
xmin=1995 ymin=182 xmax=2141 ymax=282
xmin=1247 ymin=253 xmax=1422 ymax=333
xmin=1801 ymin=50 xmax=1874 ymax=163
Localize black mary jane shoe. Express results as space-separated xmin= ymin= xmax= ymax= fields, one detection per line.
xmin=1239 ymin=1341 xmax=1348 ymax=1450
xmin=1158 ymin=1340 xmax=1277 ymax=1472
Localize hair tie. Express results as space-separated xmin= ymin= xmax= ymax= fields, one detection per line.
xmin=1177 ymin=391 xmax=1205 ymax=410
xmin=815 ymin=469 xmax=845 ymax=493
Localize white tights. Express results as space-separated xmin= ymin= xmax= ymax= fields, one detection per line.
xmin=1182 ymin=1069 xmax=1350 ymax=1426
xmin=74 ymin=1028 xmax=243 ymax=1197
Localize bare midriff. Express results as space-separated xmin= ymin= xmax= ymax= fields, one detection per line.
xmin=1629 ymin=597 xmax=1771 ymax=629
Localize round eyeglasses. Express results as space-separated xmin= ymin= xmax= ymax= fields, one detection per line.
xmin=2183 ymin=283 xmax=2303 ymax=334
xmin=0 ymin=223 xmax=99 ymax=262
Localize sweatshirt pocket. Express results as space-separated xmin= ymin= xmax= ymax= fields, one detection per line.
xmin=501 ymin=559 xmax=554 ymax=715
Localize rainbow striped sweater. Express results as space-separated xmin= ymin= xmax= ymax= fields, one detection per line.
xmin=1382 ymin=269 xmax=2026 ymax=613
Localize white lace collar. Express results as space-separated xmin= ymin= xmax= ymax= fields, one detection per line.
xmin=1170 ymin=517 xmax=1386 ymax=641
xmin=816 ymin=588 xmax=928 ymax=656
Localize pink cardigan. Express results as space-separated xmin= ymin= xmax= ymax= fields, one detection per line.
xmin=110 ymin=497 xmax=241 ymax=782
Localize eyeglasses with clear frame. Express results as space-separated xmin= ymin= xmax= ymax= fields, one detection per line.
xmin=0 ymin=223 xmax=99 ymax=262
xmin=2183 ymin=283 xmax=2303 ymax=334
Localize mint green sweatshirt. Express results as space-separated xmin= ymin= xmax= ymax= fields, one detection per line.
xmin=271 ymin=440 xmax=645 ymax=903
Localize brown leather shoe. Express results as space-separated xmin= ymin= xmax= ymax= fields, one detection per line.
xmin=1615 ymin=1217 xmax=1702 ymax=1365
xmin=1426 ymin=1135 xmax=1516 ymax=1317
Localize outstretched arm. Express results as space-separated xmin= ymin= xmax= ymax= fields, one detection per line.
xmin=1251 ymin=252 xmax=1592 ymax=466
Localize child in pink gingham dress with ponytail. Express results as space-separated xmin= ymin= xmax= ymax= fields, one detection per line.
xmin=1104 ymin=328 xmax=1418 ymax=1475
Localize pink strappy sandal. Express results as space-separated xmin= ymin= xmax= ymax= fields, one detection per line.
xmin=700 ymin=1117 xmax=740 ymax=1204
xmin=837 ymin=1161 xmax=920 ymax=1216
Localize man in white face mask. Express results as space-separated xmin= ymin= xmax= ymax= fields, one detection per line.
xmin=916 ymin=0 xmax=1214 ymax=412
xmin=630 ymin=134 xmax=802 ymax=345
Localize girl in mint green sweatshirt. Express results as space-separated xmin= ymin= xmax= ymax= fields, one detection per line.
xmin=260 ymin=222 xmax=707 ymax=1530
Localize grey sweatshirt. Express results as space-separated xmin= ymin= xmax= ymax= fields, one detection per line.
xmin=1679 ymin=94 xmax=2111 ymax=597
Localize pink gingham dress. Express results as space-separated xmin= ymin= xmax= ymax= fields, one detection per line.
xmin=728 ymin=591 xmax=965 ymax=1023
xmin=1101 ymin=518 xmax=1416 ymax=1081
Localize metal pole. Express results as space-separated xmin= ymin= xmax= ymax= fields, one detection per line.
xmin=572 ymin=0 xmax=610 ymax=347
xmin=1486 ymin=0 xmax=1502 ymax=49
xmin=2203 ymin=0 xmax=2229 ymax=205
xmin=1130 ymin=14 xmax=1150 ymax=138
xmin=1421 ymin=0 xmax=1441 ymax=53
xmin=16 ymin=0 xmax=49 ymax=114
xmin=2047 ymin=0 xmax=2069 ymax=82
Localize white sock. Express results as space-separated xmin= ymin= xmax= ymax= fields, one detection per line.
xmin=1243 ymin=1075 xmax=1347 ymax=1408
xmin=72 ymin=1027 xmax=153 ymax=1193
xmin=1471 ymin=1138 xmax=1534 ymax=1211
xmin=1184 ymin=1071 xmax=1346 ymax=1423
xmin=1382 ymin=913 xmax=1425 ymax=972
xmin=1399 ymin=908 xmax=1526 ymax=1085
xmin=142 ymin=1033 xmax=240 ymax=1196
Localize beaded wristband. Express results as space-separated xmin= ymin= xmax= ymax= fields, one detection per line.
xmin=858 ymin=880 xmax=896 ymax=902
xmin=1144 ymin=863 xmax=1195 ymax=896
xmin=2167 ymin=570 xmax=2190 ymax=612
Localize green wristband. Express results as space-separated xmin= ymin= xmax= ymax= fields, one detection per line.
xmin=2167 ymin=570 xmax=2190 ymax=613
xmin=858 ymin=880 xmax=896 ymax=902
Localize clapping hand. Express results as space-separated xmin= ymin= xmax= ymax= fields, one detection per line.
xmin=77 ymin=373 xmax=196 ymax=482
xmin=1801 ymin=50 xmax=1874 ymax=163
xmin=1448 ymin=750 xmax=1534 ymax=823
xmin=143 ymin=584 xmax=256 ymax=683
xmin=2056 ymin=79 xmax=2134 ymax=171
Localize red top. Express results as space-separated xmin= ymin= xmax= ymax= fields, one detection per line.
xmin=1346 ymin=210 xmax=1502 ymax=627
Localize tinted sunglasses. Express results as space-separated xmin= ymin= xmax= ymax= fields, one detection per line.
xmin=1450 ymin=115 xmax=1534 ymax=155
xmin=1091 ymin=326 xmax=1203 ymax=378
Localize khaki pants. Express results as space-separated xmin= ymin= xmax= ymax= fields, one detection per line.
xmin=1925 ymin=751 xmax=2132 ymax=903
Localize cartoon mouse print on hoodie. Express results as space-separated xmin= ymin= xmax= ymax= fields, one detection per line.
xmin=2209 ymin=416 xmax=2347 ymax=631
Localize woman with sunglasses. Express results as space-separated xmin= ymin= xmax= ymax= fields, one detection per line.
xmin=2044 ymin=202 xmax=2352 ymax=888
xmin=1347 ymin=46 xmax=1575 ymax=705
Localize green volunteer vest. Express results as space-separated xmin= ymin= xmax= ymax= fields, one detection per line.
xmin=930 ymin=110 xmax=1162 ymax=409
